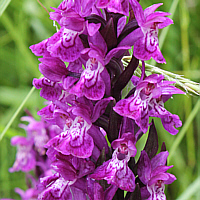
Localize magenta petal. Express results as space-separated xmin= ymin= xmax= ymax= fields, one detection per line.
xmin=72 ymin=106 xmax=92 ymax=124
xmin=137 ymin=151 xmax=151 ymax=185
xmin=51 ymin=159 xmax=77 ymax=181
xmin=96 ymin=0 xmax=109 ymax=8
xmin=144 ymin=3 xmax=163 ymax=17
xmin=129 ymin=0 xmax=145 ymax=26
xmin=161 ymin=114 xmax=182 ymax=135
xmin=87 ymin=178 xmax=104 ymax=200
xmin=47 ymin=28 xmax=84 ymax=62
xmin=38 ymin=177 xmax=71 ymax=200
xmin=29 ymin=39 xmax=49 ymax=57
xmin=151 ymin=166 xmax=173 ymax=178
xmin=134 ymin=35 xmax=166 ymax=63
xmin=118 ymin=28 xmax=144 ymax=48
xmin=33 ymin=78 xmax=62 ymax=101
xmin=90 ymin=160 xmax=111 ymax=180
xmin=163 ymin=173 xmax=177 ymax=184
xmin=69 ymin=76 xmax=105 ymax=100
xmin=105 ymin=46 xmax=131 ymax=65
xmin=107 ymin=0 xmax=129 ymax=16
xmin=158 ymin=17 xmax=173 ymax=29
xmin=113 ymin=97 xmax=142 ymax=120
xmin=160 ymin=85 xmax=185 ymax=95
xmin=56 ymin=130 xmax=94 ymax=158
xmin=114 ymin=166 xmax=135 ymax=192
xmin=69 ymin=61 xmax=106 ymax=100
xmin=88 ymin=125 xmax=109 ymax=154
xmin=91 ymin=97 xmax=113 ymax=123
xmin=104 ymin=185 xmax=118 ymax=200
xmin=151 ymin=151 xmax=169 ymax=171
xmin=86 ymin=21 xmax=101 ymax=36
xmin=39 ymin=57 xmax=69 ymax=82
xmin=148 ymin=173 xmax=170 ymax=186
xmin=15 ymin=188 xmax=38 ymax=200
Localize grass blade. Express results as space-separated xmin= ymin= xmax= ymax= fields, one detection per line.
xmin=0 ymin=0 xmax=11 ymax=17
xmin=0 ymin=86 xmax=36 ymax=142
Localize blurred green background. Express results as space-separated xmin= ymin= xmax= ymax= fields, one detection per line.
xmin=0 ymin=0 xmax=200 ymax=199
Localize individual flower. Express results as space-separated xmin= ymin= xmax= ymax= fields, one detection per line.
xmin=33 ymin=78 xmax=63 ymax=101
xmin=47 ymin=27 xmax=84 ymax=62
xmin=128 ymin=1 xmax=173 ymax=63
xmin=69 ymin=27 xmax=129 ymax=100
xmin=9 ymin=136 xmax=36 ymax=172
xmin=69 ymin=58 xmax=106 ymax=100
xmin=15 ymin=187 xmax=38 ymax=200
xmin=49 ymin=1 xmax=85 ymax=32
xmin=137 ymin=150 xmax=176 ymax=200
xmin=37 ymin=153 xmax=95 ymax=200
xmin=37 ymin=173 xmax=75 ymax=200
xmin=90 ymin=132 xmax=136 ymax=192
xmin=113 ymin=73 xmax=185 ymax=134
xmin=19 ymin=116 xmax=50 ymax=156
xmin=45 ymin=116 xmax=94 ymax=158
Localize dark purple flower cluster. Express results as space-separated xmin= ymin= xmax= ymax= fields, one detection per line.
xmin=8 ymin=0 xmax=185 ymax=199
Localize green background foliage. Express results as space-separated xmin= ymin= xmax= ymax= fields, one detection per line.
xmin=0 ymin=0 xmax=200 ymax=199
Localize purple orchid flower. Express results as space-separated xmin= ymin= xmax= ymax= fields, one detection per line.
xmin=69 ymin=58 xmax=107 ymax=100
xmin=69 ymin=26 xmax=130 ymax=100
xmin=19 ymin=116 xmax=50 ymax=156
xmin=127 ymin=1 xmax=173 ymax=63
xmin=33 ymin=78 xmax=63 ymax=101
xmin=113 ymin=73 xmax=185 ymax=134
xmin=138 ymin=150 xmax=176 ymax=200
xmin=50 ymin=1 xmax=85 ymax=32
xmin=47 ymin=27 xmax=84 ymax=62
xmin=50 ymin=0 xmax=96 ymax=32
xmin=37 ymin=155 xmax=95 ymax=200
xmin=15 ymin=187 xmax=38 ymax=200
xmin=90 ymin=132 xmax=136 ymax=192
xmin=9 ymin=136 xmax=36 ymax=172
xmin=37 ymin=173 xmax=76 ymax=200
xmin=45 ymin=116 xmax=94 ymax=158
